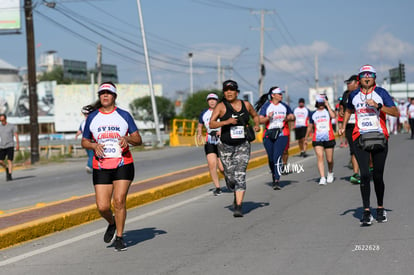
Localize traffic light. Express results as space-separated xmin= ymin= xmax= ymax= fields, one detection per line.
xmin=399 ymin=63 xmax=405 ymax=82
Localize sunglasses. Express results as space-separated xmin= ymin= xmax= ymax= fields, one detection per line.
xmin=359 ymin=72 xmax=376 ymax=79
xmin=99 ymin=91 xmax=115 ymax=95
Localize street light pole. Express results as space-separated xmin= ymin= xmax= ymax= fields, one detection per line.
xmin=188 ymin=52 xmax=193 ymax=95
xmin=136 ymin=0 xmax=162 ymax=146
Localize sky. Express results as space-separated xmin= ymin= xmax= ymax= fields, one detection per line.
xmin=1 ymin=0 xmax=414 ymax=107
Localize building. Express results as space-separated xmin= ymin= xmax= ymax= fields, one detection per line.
xmin=0 ymin=58 xmax=21 ymax=82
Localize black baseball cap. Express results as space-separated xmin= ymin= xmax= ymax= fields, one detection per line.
xmin=222 ymin=80 xmax=239 ymax=92
xmin=344 ymin=75 xmax=358 ymax=84
xmin=298 ymin=98 xmax=305 ymax=103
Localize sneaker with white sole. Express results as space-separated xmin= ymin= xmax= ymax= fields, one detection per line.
xmin=319 ymin=177 xmax=327 ymax=185
xmin=376 ymin=208 xmax=388 ymax=223
xmin=327 ymin=172 xmax=334 ymax=183
xmin=360 ymin=210 xmax=374 ymax=226
xmin=113 ymin=236 xmax=127 ymax=251
xmin=213 ymin=187 xmax=222 ymax=196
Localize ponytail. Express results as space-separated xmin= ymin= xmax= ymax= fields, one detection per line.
xmin=254 ymin=94 xmax=270 ymax=112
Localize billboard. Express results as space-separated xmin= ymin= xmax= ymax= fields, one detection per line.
xmin=0 ymin=81 xmax=56 ymax=124
xmin=54 ymin=84 xmax=163 ymax=132
xmin=0 ymin=0 xmax=21 ymax=31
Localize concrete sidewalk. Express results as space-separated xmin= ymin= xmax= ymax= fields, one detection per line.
xmin=0 ymin=143 xmax=304 ymax=250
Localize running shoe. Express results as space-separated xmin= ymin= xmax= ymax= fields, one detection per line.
xmin=272 ymin=180 xmax=282 ymax=190
xmin=319 ymin=177 xmax=327 ymax=185
xmin=113 ymin=236 xmax=127 ymax=251
xmin=350 ymin=173 xmax=361 ymax=184
xmin=327 ymin=172 xmax=334 ymax=183
xmin=213 ymin=187 xmax=222 ymax=196
xmin=360 ymin=210 xmax=374 ymax=226
xmin=376 ymin=208 xmax=388 ymax=223
xmin=233 ymin=204 xmax=243 ymax=218
xmin=85 ymin=166 xmax=93 ymax=174
xmin=104 ymin=220 xmax=116 ymax=243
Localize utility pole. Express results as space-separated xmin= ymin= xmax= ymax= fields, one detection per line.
xmin=251 ymin=10 xmax=274 ymax=96
xmin=188 ymin=52 xmax=193 ymax=95
xmin=24 ymin=0 xmax=39 ymax=164
xmin=136 ymin=0 xmax=162 ymax=146
xmin=97 ymin=44 xmax=102 ymax=85
xmin=314 ymin=55 xmax=319 ymax=91
xmin=217 ymin=55 xmax=221 ymax=89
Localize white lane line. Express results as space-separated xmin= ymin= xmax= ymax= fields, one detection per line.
xmin=0 ymin=167 xmax=294 ymax=266
xmin=0 ymin=184 xmax=221 ymax=266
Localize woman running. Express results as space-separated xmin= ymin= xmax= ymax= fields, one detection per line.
xmin=197 ymin=93 xmax=224 ymax=196
xmin=306 ymin=95 xmax=336 ymax=185
xmin=255 ymin=86 xmax=295 ymax=190
xmin=82 ymin=82 xmax=142 ymax=251
xmin=339 ymin=65 xmax=399 ymax=226
xmin=209 ymin=80 xmax=260 ymax=218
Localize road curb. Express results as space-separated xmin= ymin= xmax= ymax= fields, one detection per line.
xmin=0 ymin=143 xmax=305 ymax=250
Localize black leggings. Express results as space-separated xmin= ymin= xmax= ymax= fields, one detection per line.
xmin=354 ymin=138 xmax=388 ymax=209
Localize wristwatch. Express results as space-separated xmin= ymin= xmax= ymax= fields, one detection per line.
xmin=377 ymin=103 xmax=383 ymax=111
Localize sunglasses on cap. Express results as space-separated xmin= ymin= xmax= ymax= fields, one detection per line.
xmin=359 ymin=72 xmax=376 ymax=79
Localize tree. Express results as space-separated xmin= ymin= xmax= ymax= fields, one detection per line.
xmin=181 ymin=89 xmax=221 ymax=119
xmin=129 ymin=96 xmax=175 ymax=128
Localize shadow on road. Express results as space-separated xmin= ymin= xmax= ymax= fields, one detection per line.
xmin=340 ymin=207 xmax=393 ymax=221
xmin=108 ymin=227 xmax=167 ymax=248
xmin=225 ymin=201 xmax=270 ymax=215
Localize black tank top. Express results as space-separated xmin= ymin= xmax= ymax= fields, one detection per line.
xmin=220 ymin=100 xmax=250 ymax=145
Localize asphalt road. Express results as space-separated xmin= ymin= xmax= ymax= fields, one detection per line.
xmin=0 ymin=134 xmax=413 ymax=274
xmin=0 ymin=143 xmax=263 ymax=213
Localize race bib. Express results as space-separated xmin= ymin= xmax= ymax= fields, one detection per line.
xmin=296 ymin=117 xmax=306 ymax=126
xmin=349 ymin=114 xmax=356 ymax=124
xmin=274 ymin=120 xmax=284 ymax=128
xmin=358 ymin=115 xmax=379 ymax=131
xmin=230 ymin=126 xmax=245 ymax=139
xmin=316 ymin=120 xmax=329 ymax=132
xmin=101 ymin=139 xmax=122 ymax=158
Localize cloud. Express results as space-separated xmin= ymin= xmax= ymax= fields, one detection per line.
xmin=265 ymin=41 xmax=339 ymax=75
xmin=366 ymin=32 xmax=414 ymax=61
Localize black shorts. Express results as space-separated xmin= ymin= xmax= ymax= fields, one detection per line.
xmin=204 ymin=143 xmax=219 ymax=156
xmin=312 ymin=140 xmax=336 ymax=148
xmin=93 ymin=163 xmax=135 ymax=185
xmin=0 ymin=147 xmax=14 ymax=161
xmin=294 ymin=127 xmax=307 ymax=140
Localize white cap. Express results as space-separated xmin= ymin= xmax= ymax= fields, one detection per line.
xmin=316 ymin=94 xmax=325 ymax=103
xmin=98 ymin=83 xmax=117 ymax=95
xmin=359 ymin=65 xmax=376 ymax=74
xmin=271 ymin=87 xmax=285 ymax=94
xmin=206 ymin=93 xmax=219 ymax=101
